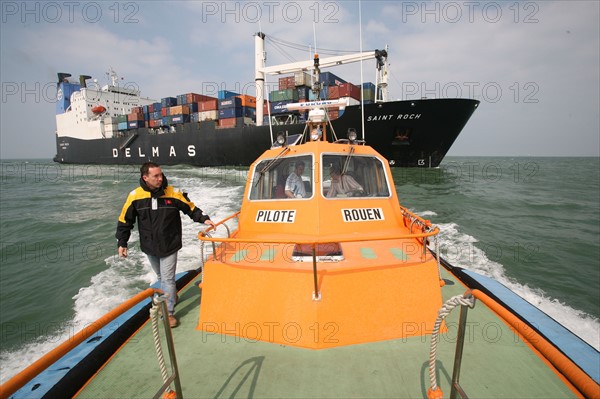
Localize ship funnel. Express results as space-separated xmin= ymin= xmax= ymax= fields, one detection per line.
xmin=57 ymin=73 xmax=71 ymax=87
xmin=79 ymin=75 xmax=92 ymax=88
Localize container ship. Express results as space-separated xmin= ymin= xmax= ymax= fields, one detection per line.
xmin=53 ymin=32 xmax=479 ymax=167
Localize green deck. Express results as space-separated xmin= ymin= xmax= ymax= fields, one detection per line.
xmin=77 ymin=268 xmax=578 ymax=398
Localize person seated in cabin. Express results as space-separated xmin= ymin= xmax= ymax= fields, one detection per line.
xmin=285 ymin=161 xmax=307 ymax=198
xmin=327 ymin=165 xmax=364 ymax=197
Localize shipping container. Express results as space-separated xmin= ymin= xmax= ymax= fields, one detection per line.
xmin=362 ymin=82 xmax=375 ymax=90
xmin=198 ymin=99 xmax=218 ymax=111
xmin=219 ymin=97 xmax=242 ymax=109
xmin=188 ymin=102 xmax=198 ymax=113
xmin=131 ymin=106 xmax=143 ymax=114
xmin=218 ymin=117 xmax=237 ymax=128
xmin=169 ymin=105 xmax=190 ymax=115
xmin=237 ymin=94 xmax=256 ymax=108
xmin=128 ymin=120 xmax=145 ymax=129
xmin=198 ymin=110 xmax=218 ymax=121
xmin=294 ymin=71 xmax=312 ymax=87
xmin=270 ymin=100 xmax=293 ymax=114
xmin=127 ymin=113 xmax=144 ymax=122
xmin=278 ymin=76 xmax=295 ymax=90
xmin=152 ymin=102 xmax=162 ymax=111
xmin=187 ymin=93 xmax=214 ymax=104
xmin=218 ymin=106 xmax=256 ymax=119
xmin=148 ymin=119 xmax=164 ymax=128
xmin=171 ymin=114 xmax=191 ymax=124
xmin=118 ymin=122 xmax=128 ymax=130
xmin=320 ymin=71 xmax=346 ymax=86
xmin=338 ymin=83 xmax=361 ymax=101
xmin=269 ymin=88 xmax=298 ymax=102
xmin=218 ymin=90 xmax=239 ymax=100
xmin=308 ymin=86 xmax=329 ymax=101
xmin=362 ymin=88 xmax=375 ymax=102
xmin=176 ymin=94 xmax=187 ymax=105
xmin=161 ymin=97 xmax=177 ymax=107
xmin=116 ymin=115 xmax=128 ymax=124
xmin=327 ymin=86 xmax=340 ymax=100
xmin=297 ymin=86 xmax=310 ymax=100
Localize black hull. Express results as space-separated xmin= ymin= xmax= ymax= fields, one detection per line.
xmin=54 ymin=98 xmax=478 ymax=167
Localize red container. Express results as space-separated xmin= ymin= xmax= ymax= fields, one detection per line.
xmin=187 ymin=93 xmax=214 ymax=104
xmin=198 ymin=99 xmax=218 ymax=111
xmin=218 ymin=117 xmax=237 ymax=128
xmin=148 ymin=119 xmax=163 ymax=128
xmin=278 ymin=76 xmax=295 ymax=90
xmin=327 ymin=86 xmax=340 ymax=99
xmin=338 ymin=83 xmax=361 ymax=101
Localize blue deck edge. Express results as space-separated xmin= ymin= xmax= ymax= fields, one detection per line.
xmin=9 ymin=270 xmax=200 ymax=399
xmin=462 ymin=269 xmax=600 ymax=385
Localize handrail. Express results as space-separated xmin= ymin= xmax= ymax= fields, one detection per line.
xmin=197 ymin=210 xmax=439 ymax=246
xmin=428 ymin=289 xmax=600 ymax=399
xmin=0 ymin=288 xmax=158 ymax=399
xmin=197 ymin=228 xmax=440 ymax=246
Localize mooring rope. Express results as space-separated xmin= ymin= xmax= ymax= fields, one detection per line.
xmin=428 ymin=293 xmax=476 ymax=398
xmin=150 ymin=297 xmax=171 ymax=390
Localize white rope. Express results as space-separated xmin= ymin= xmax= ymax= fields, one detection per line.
xmin=428 ymin=294 xmax=476 ymax=392
xmin=150 ymin=298 xmax=171 ymax=390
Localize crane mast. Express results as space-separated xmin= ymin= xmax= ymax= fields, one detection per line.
xmin=254 ymin=32 xmax=389 ymax=127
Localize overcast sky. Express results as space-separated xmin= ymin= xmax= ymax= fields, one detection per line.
xmin=1 ymin=1 xmax=598 ymax=159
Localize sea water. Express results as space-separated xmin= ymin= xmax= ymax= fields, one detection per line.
xmin=0 ymin=157 xmax=598 ymax=383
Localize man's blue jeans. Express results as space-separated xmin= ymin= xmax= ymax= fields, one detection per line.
xmin=147 ymin=252 xmax=178 ymax=315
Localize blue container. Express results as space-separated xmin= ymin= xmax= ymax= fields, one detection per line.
xmin=270 ymin=100 xmax=293 ymax=114
xmin=176 ymin=94 xmax=187 ymax=105
xmin=218 ymin=90 xmax=239 ymax=100
xmin=320 ymin=71 xmax=346 ymax=86
xmin=161 ymin=116 xmax=171 ymax=126
xmin=190 ymin=112 xmax=200 ymax=122
xmin=219 ymin=97 xmax=242 ymax=109
xmin=152 ymin=102 xmax=162 ymax=111
xmin=297 ymin=86 xmax=310 ymax=100
xmin=118 ymin=122 xmax=128 ymax=130
xmin=362 ymin=82 xmax=375 ymax=90
xmin=128 ymin=120 xmax=145 ymax=129
xmin=171 ymin=114 xmax=190 ymax=124
xmin=188 ymin=102 xmax=198 ymax=113
xmin=218 ymin=106 xmax=257 ymax=119
xmin=161 ymin=97 xmax=177 ymax=107
xmin=308 ymin=86 xmax=328 ymax=101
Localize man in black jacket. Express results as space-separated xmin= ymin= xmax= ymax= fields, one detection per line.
xmin=116 ymin=162 xmax=214 ymax=327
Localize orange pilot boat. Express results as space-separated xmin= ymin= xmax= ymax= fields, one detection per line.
xmin=197 ymin=106 xmax=446 ymax=351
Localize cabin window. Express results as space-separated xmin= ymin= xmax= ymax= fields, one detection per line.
xmin=248 ymin=155 xmax=314 ymax=200
xmin=321 ymin=154 xmax=390 ymax=198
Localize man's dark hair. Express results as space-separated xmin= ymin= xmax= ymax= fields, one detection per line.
xmin=140 ymin=162 xmax=160 ymax=177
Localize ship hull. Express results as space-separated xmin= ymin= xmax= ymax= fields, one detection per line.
xmin=54 ymin=98 xmax=478 ymax=167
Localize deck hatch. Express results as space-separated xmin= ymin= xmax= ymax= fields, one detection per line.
xmin=292 ymin=243 xmax=343 ymax=262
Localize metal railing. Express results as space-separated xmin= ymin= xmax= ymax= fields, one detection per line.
xmin=150 ymin=296 xmax=183 ymax=399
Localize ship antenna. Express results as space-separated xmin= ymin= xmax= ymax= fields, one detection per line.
xmin=359 ymin=0 xmax=366 ymax=140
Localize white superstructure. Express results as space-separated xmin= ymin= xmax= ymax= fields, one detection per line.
xmin=56 ymin=70 xmax=155 ymax=140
